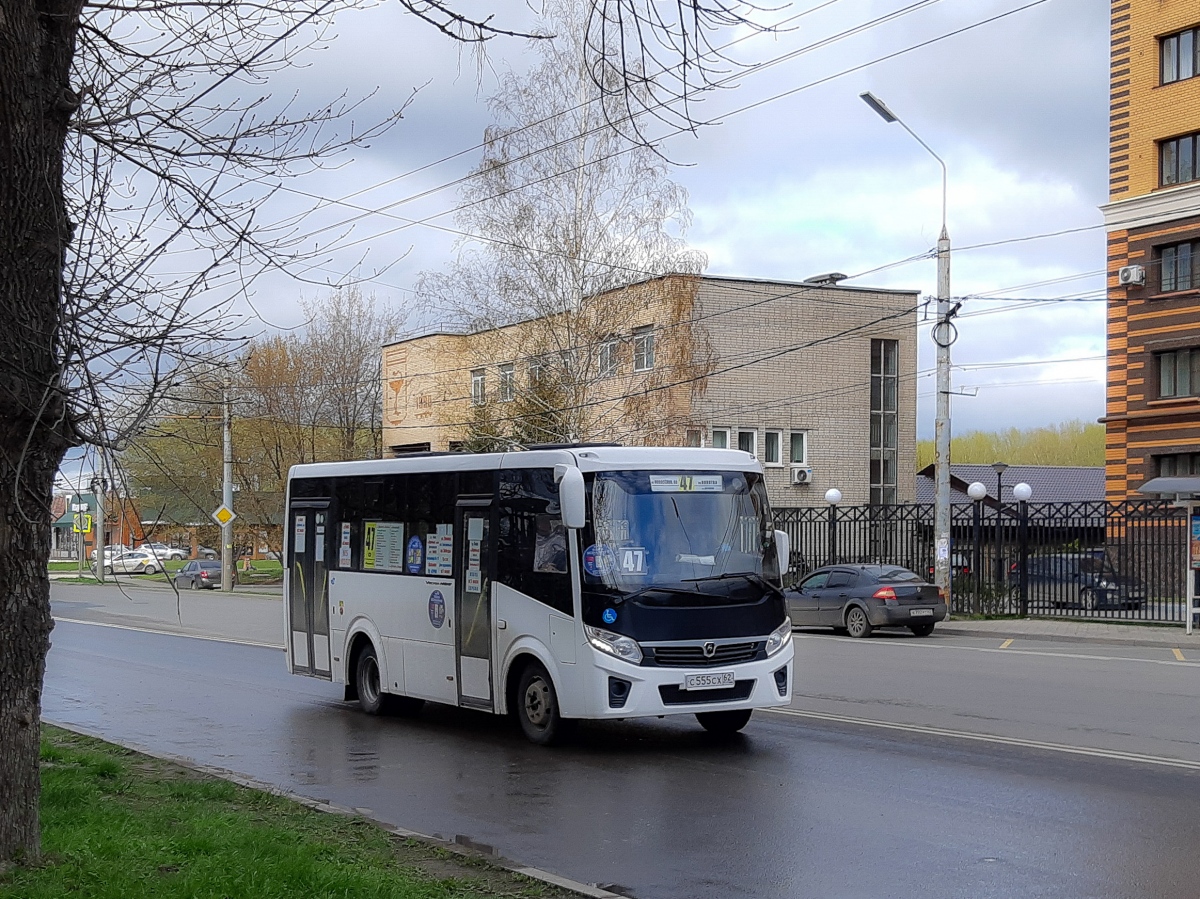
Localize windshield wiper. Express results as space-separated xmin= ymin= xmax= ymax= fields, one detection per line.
xmin=684 ymin=571 xmax=784 ymax=598
xmin=611 ymin=584 xmax=702 ymax=605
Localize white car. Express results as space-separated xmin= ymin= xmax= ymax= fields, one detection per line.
xmin=89 ymin=544 xmax=125 ymax=561
xmin=94 ymin=550 xmax=162 ymax=576
xmin=138 ymin=542 xmax=187 ymax=561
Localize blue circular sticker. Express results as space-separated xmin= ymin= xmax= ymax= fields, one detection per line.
xmin=406 ymin=535 xmax=424 ymax=574
xmin=428 ymin=590 xmax=446 ymax=628
xmin=583 ymin=543 xmax=617 ymax=577
xmin=602 ymin=607 xmax=618 ymax=625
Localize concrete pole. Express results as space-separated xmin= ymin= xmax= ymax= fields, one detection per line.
xmin=222 ymin=380 xmax=234 ymax=592
xmin=934 ymin=225 xmax=952 ymax=611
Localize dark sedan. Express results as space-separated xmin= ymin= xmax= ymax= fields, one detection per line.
xmin=173 ymin=560 xmax=225 ymax=590
xmin=786 ymin=564 xmax=947 ymax=638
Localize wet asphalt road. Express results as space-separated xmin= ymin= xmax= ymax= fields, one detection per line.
xmin=43 ymin=595 xmax=1200 ymax=898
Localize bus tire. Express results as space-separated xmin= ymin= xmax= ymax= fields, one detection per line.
xmin=516 ymin=662 xmax=573 ymax=745
xmin=355 ymin=643 xmax=391 ymax=716
xmin=696 ymin=708 xmax=752 ymax=735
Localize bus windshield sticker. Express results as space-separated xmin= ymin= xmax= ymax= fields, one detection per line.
xmin=428 ymin=590 xmax=446 ymax=628
xmin=373 ymin=522 xmax=406 ymax=571
xmin=619 ymin=546 xmax=648 ymax=574
xmin=294 ymin=515 xmax=306 ymax=554
xmin=406 ymin=535 xmax=424 ymax=574
xmin=583 ymin=543 xmax=617 ymax=577
xmin=363 ymin=522 xmax=376 ymax=569
xmin=339 ymin=523 xmax=352 ymax=568
xmin=649 ymin=474 xmax=723 ymax=493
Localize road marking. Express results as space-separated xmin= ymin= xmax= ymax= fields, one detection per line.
xmin=764 ymin=706 xmax=1200 ymax=772
xmin=53 ymin=616 xmax=284 ymax=650
xmin=999 ymin=638 xmax=1013 ymax=649
xmin=1174 ymin=648 xmax=1186 ymax=661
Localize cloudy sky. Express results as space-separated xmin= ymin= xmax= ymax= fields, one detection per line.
xmin=61 ymin=0 xmax=1112 ymax=487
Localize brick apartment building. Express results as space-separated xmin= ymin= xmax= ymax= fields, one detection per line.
xmin=381 ymin=274 xmax=919 ymax=506
xmin=1102 ymin=0 xmax=1200 ymax=499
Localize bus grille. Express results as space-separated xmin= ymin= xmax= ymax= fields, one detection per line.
xmin=650 ymin=641 xmax=761 ymax=667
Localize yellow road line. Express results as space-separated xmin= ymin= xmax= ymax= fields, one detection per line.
xmin=1173 ymin=648 xmax=1186 ymax=662
xmin=999 ymin=638 xmax=1013 ymax=649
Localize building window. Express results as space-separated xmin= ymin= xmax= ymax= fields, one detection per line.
xmin=685 ymin=428 xmax=703 ymax=447
xmin=870 ymin=338 xmax=899 ymax=505
xmin=1162 ymin=27 xmax=1199 ymax=85
xmin=528 ymin=356 xmax=544 ymax=386
xmin=711 ymin=428 xmax=729 ymax=449
xmin=598 ymin=337 xmax=619 ymax=378
xmin=1158 ymin=453 xmax=1200 ymax=476
xmin=737 ymin=429 xmax=756 ymax=456
xmin=1160 ymin=240 xmax=1198 ymax=293
xmin=498 ymin=363 xmax=515 ymax=402
xmin=1160 ymin=132 xmax=1200 ymax=187
xmin=632 ymin=325 xmax=655 ymax=371
xmin=789 ymin=431 xmax=808 ymax=465
xmin=763 ymin=430 xmax=782 ymax=466
xmin=470 ymin=368 xmax=486 ymax=406
xmin=1158 ymin=348 xmax=1200 ymax=398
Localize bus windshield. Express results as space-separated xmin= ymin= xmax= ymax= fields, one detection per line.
xmin=582 ymin=470 xmax=779 ymax=598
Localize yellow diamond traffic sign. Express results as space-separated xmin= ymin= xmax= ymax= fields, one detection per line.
xmin=211 ymin=504 xmax=237 ymax=527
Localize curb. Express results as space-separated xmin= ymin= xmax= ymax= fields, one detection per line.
xmin=43 ymin=719 xmax=626 ymax=899
xmin=939 ymin=625 xmax=1197 ymax=649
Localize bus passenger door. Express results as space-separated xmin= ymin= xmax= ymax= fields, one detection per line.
xmin=455 ymin=500 xmax=493 ymax=709
xmin=288 ymin=502 xmax=332 ymax=679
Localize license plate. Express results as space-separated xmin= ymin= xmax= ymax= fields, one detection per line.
xmin=910 ymin=608 xmax=933 ymax=617
xmin=684 ymin=671 xmax=736 ymax=690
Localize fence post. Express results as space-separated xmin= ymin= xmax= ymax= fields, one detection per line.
xmin=1018 ymin=499 xmax=1029 ymax=617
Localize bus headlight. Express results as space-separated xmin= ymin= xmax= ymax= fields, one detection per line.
xmin=765 ymin=619 xmax=792 ymax=657
xmin=585 ymin=625 xmax=643 ymax=664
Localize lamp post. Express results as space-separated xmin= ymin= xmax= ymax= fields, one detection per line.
xmin=991 ymin=462 xmax=1008 ymax=584
xmin=861 ymin=91 xmax=953 ymax=609
xmin=1013 ymin=482 xmax=1032 ymax=616
xmin=967 ymin=481 xmax=987 ymax=613
xmin=825 ymin=488 xmax=842 ymax=565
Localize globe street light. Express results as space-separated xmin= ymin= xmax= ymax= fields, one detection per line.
xmin=991 ymin=462 xmax=1009 ymax=583
xmin=861 ymin=91 xmax=954 ymax=609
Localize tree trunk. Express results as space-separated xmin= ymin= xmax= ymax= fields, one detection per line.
xmin=0 ymin=0 xmax=84 ymax=864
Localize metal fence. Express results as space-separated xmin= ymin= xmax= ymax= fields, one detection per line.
xmin=774 ymin=500 xmax=1190 ymax=623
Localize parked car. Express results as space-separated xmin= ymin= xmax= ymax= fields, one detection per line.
xmin=196 ymin=545 xmax=219 ymax=560
xmin=1020 ymin=554 xmax=1146 ymax=612
xmin=786 ymin=564 xmax=947 ymax=638
xmin=93 ymin=550 xmax=162 ymax=576
xmin=174 ymin=559 xmax=226 ymax=590
xmin=89 ymin=544 xmax=125 ymax=561
xmin=138 ymin=542 xmax=187 ymax=562
xmin=926 ymin=553 xmax=972 ymax=582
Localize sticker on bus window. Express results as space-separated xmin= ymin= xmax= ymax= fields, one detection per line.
xmin=370 ymin=522 xmax=406 ymax=571
xmin=406 ymin=535 xmax=423 ymax=574
xmin=363 ymin=522 xmax=376 ymax=569
xmin=619 ymin=546 xmax=648 ymax=574
xmin=339 ymin=523 xmax=352 ymax=568
xmin=649 ymin=474 xmax=723 ymax=493
xmin=583 ymin=544 xmax=617 ymax=577
xmin=294 ymin=515 xmax=307 ymax=554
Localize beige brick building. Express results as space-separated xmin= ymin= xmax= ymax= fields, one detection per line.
xmin=1101 ymin=0 xmax=1200 ymax=498
xmin=382 ymin=274 xmax=918 ymax=506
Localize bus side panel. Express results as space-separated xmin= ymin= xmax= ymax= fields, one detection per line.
xmin=494 ymin=583 xmax=585 ymax=717
xmin=328 ymin=571 xmax=457 ymax=704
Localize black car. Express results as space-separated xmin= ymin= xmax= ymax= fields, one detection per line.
xmin=174 ymin=559 xmax=225 ymax=590
xmin=1019 ymin=554 xmax=1146 ymax=612
xmin=786 ymin=564 xmax=947 ymax=638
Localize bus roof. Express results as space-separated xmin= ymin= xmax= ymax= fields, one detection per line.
xmin=287 ymin=446 xmax=762 ymax=481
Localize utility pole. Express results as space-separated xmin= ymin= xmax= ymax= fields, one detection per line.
xmin=222 ymin=378 xmax=234 ymax=592
xmin=92 ymin=448 xmax=106 ymax=585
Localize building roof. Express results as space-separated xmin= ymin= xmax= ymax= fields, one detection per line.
xmin=915 ymin=464 xmax=1105 ymax=504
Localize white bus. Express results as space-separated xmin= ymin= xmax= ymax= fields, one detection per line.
xmin=284 ymin=446 xmax=794 ymax=744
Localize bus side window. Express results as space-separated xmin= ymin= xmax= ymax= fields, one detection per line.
xmin=499 ymin=469 xmax=572 ymax=615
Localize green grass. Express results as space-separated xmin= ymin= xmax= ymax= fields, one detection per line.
xmin=2 ymin=727 xmax=580 ymax=899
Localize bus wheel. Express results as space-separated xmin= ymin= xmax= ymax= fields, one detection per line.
xmin=696 ymin=709 xmax=752 ymax=735
xmin=516 ymin=662 xmax=572 ymax=745
xmin=355 ymin=643 xmax=389 ymax=715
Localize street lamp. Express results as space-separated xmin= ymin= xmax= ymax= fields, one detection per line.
xmin=991 ymin=462 xmax=1009 ymax=583
xmin=825 ymin=488 xmax=842 ymax=565
xmin=967 ymin=481 xmax=987 ymax=612
xmin=861 ymin=91 xmax=954 ymax=609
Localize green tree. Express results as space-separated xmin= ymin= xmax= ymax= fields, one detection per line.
xmin=916 ymin=420 xmax=1105 ymax=469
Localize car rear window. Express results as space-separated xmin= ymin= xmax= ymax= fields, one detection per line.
xmin=198 ymin=561 xmax=222 ymax=570
xmin=880 ymin=568 xmax=923 ymax=583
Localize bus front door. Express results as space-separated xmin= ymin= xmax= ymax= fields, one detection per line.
xmin=288 ymin=502 xmax=332 ymax=679
xmin=455 ymin=500 xmax=493 ymax=709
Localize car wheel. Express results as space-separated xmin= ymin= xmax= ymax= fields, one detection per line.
xmin=355 ymin=643 xmax=391 ymax=715
xmin=516 ymin=662 xmax=573 ymax=745
xmin=910 ymin=622 xmax=936 ymax=637
xmin=1080 ymin=588 xmax=1096 ymax=612
xmin=695 ymin=708 xmax=753 ymax=735
xmin=845 ymin=606 xmax=873 ymax=638
xmin=190 ymin=578 xmax=200 ymax=591
xmin=103 ymin=566 xmax=113 ymax=576
xmin=144 ymin=564 xmax=158 ymax=575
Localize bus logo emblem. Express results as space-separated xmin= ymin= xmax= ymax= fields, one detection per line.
xmin=703 ymin=642 xmax=716 ymax=658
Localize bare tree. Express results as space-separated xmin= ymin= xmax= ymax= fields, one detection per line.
xmin=2 ymin=0 xmax=769 ymax=864
xmin=418 ymin=0 xmax=712 ymax=448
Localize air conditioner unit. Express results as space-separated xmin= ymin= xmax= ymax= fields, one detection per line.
xmin=1118 ymin=264 xmax=1145 ymax=286
xmin=791 ymin=467 xmax=812 ymax=485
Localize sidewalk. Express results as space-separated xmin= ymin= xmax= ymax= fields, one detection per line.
xmin=938 ymin=616 xmax=1200 ymax=648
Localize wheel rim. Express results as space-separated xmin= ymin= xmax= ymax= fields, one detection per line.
xmin=847 ymin=608 xmax=865 ymax=636
xmin=523 ymin=676 xmax=552 ymax=729
xmin=360 ymin=656 xmax=380 ymax=706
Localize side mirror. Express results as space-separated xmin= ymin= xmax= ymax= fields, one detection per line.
xmin=774 ymin=529 xmax=791 ymax=576
xmin=555 ymin=464 xmax=587 ymax=530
